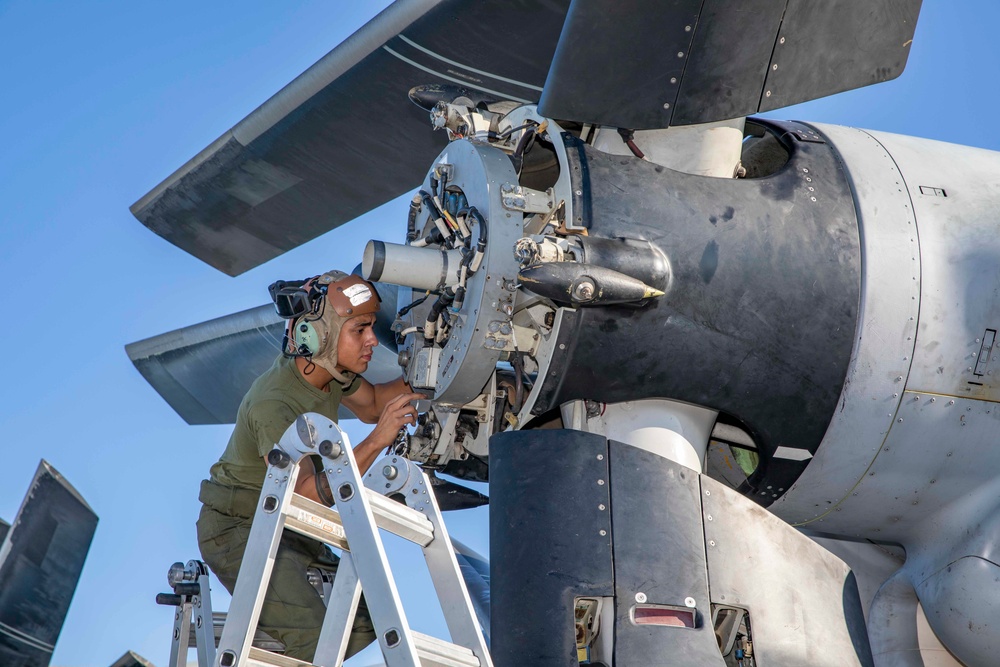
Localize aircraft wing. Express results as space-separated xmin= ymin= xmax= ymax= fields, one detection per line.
xmin=131 ymin=0 xmax=920 ymax=276
xmin=130 ymin=0 xmax=570 ymax=276
xmin=126 ymin=304 xmax=401 ymax=425
xmin=0 ymin=461 xmax=98 ymax=667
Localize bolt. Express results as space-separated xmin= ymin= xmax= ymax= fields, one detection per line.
xmin=597 ymin=479 xmax=605 ymax=486
xmin=636 ymin=592 xmax=647 ymax=603
xmin=573 ymin=279 xmax=596 ymax=302
xmin=382 ymin=465 xmax=399 ymax=480
xmin=599 ymin=504 xmax=606 ymax=511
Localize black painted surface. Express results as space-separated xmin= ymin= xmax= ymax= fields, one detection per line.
xmin=489 ymin=429 xmax=612 ymax=667
xmin=609 ymin=441 xmax=726 ymax=666
xmin=760 ymin=0 xmax=923 ymax=113
xmin=672 ymin=0 xmax=785 ymax=126
xmin=534 ymin=121 xmax=861 ymax=505
xmin=539 ymin=0 xmax=700 ymax=129
xmin=0 ymin=462 xmax=98 ymax=667
xmin=539 ymin=0 xmax=921 ymax=129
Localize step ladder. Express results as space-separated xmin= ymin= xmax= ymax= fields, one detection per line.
xmin=214 ymin=412 xmax=493 ymax=667
xmin=156 ymin=561 xmax=289 ymax=666
xmin=156 ymin=559 xmax=217 ymax=667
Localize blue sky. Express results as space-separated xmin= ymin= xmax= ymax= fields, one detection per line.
xmin=0 ymin=1 xmax=997 ymax=665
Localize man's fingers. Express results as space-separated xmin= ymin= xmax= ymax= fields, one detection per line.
xmin=389 ymin=392 xmax=424 ymax=408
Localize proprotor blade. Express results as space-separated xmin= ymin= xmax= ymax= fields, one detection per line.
xmin=538 ymin=0 xmax=922 ymax=130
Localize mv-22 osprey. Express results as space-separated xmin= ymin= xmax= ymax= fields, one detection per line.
xmin=127 ymin=1 xmax=1000 ymax=665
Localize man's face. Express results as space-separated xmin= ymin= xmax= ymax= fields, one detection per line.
xmin=336 ymin=313 xmax=378 ymax=374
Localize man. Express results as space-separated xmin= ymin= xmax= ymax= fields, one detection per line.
xmin=196 ymin=270 xmax=421 ymax=661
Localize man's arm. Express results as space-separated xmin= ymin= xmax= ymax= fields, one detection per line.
xmin=341 ymin=376 xmax=412 ymax=423
xmin=291 ymin=391 xmax=422 ymax=505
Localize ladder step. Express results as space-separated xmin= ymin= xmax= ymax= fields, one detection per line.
xmin=287 ymin=493 xmax=434 ymax=549
xmin=188 ymin=612 xmax=285 ymax=652
xmin=365 ymin=488 xmax=435 ymax=546
xmin=411 ymin=631 xmax=481 ymax=667
xmin=246 ymin=646 xmax=313 ymax=667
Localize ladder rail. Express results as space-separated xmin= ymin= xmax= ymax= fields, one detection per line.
xmin=168 ymin=601 xmax=192 ymax=667
xmin=211 ymin=413 xmax=492 ymax=667
xmin=194 ymin=572 xmax=218 ymax=667
xmin=215 ymin=465 xmax=300 ymax=667
xmin=321 ymin=445 xmax=424 ymax=667
xmin=312 ymin=553 xmax=362 ymax=667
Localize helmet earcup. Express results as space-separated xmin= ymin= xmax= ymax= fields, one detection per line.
xmin=293 ymin=320 xmax=322 ymax=355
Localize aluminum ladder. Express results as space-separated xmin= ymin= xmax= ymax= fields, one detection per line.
xmin=214 ymin=412 xmax=492 ymax=667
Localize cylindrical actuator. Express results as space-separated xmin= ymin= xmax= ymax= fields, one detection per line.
xmin=363 ymin=240 xmax=464 ymax=291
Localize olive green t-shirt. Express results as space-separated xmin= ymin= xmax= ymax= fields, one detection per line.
xmin=209 ymin=355 xmax=361 ymax=491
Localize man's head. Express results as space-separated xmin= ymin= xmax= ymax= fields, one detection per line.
xmin=272 ymin=270 xmax=381 ymax=383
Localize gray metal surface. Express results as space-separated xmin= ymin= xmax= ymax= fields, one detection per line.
xmin=775 ymin=125 xmax=1000 ymax=534
xmin=869 ymin=130 xmax=1000 ymax=402
xmin=406 ymin=140 xmax=524 ymax=406
xmin=867 ymin=571 xmax=963 ymax=667
xmin=126 ymin=304 xmax=399 ymax=425
xmin=771 ymin=124 xmax=921 ymax=525
xmin=702 ymin=475 xmax=873 ymax=666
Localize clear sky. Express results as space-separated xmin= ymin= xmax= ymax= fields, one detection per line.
xmin=0 ymin=1 xmax=997 ymax=666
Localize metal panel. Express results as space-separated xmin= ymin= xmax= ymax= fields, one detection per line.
xmin=126 ymin=304 xmax=400 ymax=425
xmin=0 ymin=461 xmax=98 ymax=667
xmin=810 ymin=394 xmax=1000 ymax=544
xmin=489 ymin=429 xmax=612 ymax=667
xmin=539 ymin=0 xmax=922 ymax=129
xmin=867 ymin=130 xmax=1000 ymax=402
xmin=671 ymin=0 xmax=785 ymax=126
xmin=759 ymin=0 xmax=922 ymax=112
xmin=702 ymin=476 xmax=874 ymax=666
xmin=608 ymin=441 xmax=725 ymax=666
xmin=132 ymin=0 xmax=571 ymax=275
xmin=538 ymin=0 xmax=701 ymax=130
xmin=533 ymin=120 xmax=861 ymax=505
xmin=770 ymin=124 xmax=920 ymax=526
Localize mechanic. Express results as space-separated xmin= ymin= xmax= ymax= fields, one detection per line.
xmin=196 ymin=270 xmax=421 ymax=661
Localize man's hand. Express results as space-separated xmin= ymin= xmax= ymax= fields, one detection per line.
xmin=354 ymin=392 xmax=423 ymax=473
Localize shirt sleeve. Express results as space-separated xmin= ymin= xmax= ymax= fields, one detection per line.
xmin=247 ymin=400 xmax=300 ymax=459
xmin=342 ymin=373 xmax=363 ymax=397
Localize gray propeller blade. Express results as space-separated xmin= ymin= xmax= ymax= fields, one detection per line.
xmin=451 ymin=538 xmax=491 ymax=646
xmin=0 ymin=461 xmax=98 ymax=665
xmin=126 ymin=304 xmax=401 ymax=425
xmin=538 ymin=0 xmax=922 ymax=130
xmin=132 ymin=0 xmax=571 ymax=276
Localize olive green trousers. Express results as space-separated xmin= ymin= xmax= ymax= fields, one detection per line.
xmin=197 ymin=504 xmax=376 ymax=661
